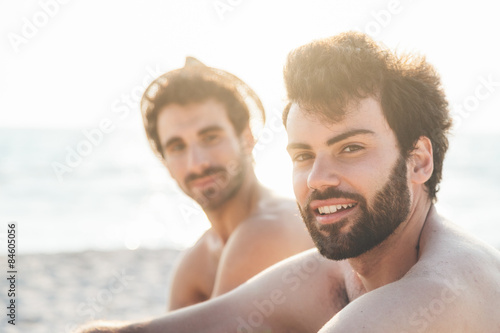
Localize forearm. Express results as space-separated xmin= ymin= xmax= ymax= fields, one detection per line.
xmin=75 ymin=320 xmax=144 ymax=333
xmin=75 ymin=293 xmax=254 ymax=333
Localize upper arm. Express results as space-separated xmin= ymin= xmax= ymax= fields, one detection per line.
xmin=167 ymin=247 xmax=207 ymax=311
xmin=149 ymin=250 xmax=341 ymax=333
xmin=318 ymin=277 xmax=468 ymax=333
xmin=210 ymin=217 xmax=311 ymax=297
xmin=77 ymin=250 xmax=344 ymax=333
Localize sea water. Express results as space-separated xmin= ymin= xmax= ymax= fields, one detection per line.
xmin=1 ymin=126 xmax=499 ymax=254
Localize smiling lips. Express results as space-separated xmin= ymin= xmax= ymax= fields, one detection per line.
xmin=310 ymin=200 xmax=358 ymax=225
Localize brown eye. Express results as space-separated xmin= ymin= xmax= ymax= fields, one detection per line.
xmin=202 ymin=132 xmax=221 ymax=145
xmin=166 ymin=142 xmax=186 ymax=155
xmin=343 ymin=145 xmax=363 ymax=153
xmin=204 ymin=134 xmax=217 ymax=142
xmin=293 ymin=153 xmax=314 ymax=162
xmin=173 ymin=143 xmax=185 ymax=151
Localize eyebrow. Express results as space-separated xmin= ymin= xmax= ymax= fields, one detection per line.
xmin=163 ymin=137 xmax=182 ymax=150
xmin=286 ymin=129 xmax=375 ymax=151
xmin=162 ymin=125 xmax=225 ymax=150
xmin=326 ymin=129 xmax=374 ymax=146
xmin=198 ymin=125 xmax=224 ymax=136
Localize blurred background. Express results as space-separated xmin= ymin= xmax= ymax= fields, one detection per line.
xmin=1 ymin=0 xmax=499 ymax=254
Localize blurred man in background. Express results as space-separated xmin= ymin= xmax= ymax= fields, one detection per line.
xmin=140 ymin=57 xmax=313 ymax=311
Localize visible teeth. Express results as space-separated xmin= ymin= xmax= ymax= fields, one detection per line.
xmin=318 ymin=203 xmax=356 ymax=215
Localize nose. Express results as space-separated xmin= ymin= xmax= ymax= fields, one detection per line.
xmin=306 ymin=153 xmax=341 ymax=190
xmin=186 ymin=144 xmax=210 ymax=175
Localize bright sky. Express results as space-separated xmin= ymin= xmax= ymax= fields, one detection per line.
xmin=1 ymin=0 xmax=499 ymax=130
xmin=1 ymin=0 xmax=499 ymax=250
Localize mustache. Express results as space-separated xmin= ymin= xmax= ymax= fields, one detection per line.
xmin=305 ymin=187 xmax=365 ymax=209
xmin=185 ymin=166 xmax=226 ymax=184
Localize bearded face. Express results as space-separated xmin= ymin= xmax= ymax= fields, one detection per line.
xmin=298 ymin=155 xmax=411 ymax=260
xmin=157 ymin=100 xmax=251 ymax=211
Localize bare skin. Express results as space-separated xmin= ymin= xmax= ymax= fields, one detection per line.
xmin=157 ymin=100 xmax=314 ymax=310
xmin=168 ymin=187 xmax=314 ymax=310
xmin=77 ymin=98 xmax=500 ymax=332
xmin=110 ymin=208 xmax=496 ymax=333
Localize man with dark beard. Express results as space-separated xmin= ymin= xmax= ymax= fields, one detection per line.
xmin=139 ymin=57 xmax=313 ymax=310
xmin=77 ymin=33 xmax=500 ymax=333
xmin=300 ymin=154 xmax=411 ymax=261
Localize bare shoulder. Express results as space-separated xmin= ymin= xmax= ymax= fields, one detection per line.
xmin=407 ymin=216 xmax=500 ymax=328
xmin=320 ymin=214 xmax=500 ymax=332
xmin=177 ymin=229 xmax=221 ymax=269
xmin=210 ymin=196 xmax=314 ymax=296
xmin=226 ymin=193 xmax=313 ymax=263
xmin=412 ymin=214 xmax=500 ymax=293
xmin=242 ymin=192 xmax=313 ymax=245
xmin=256 ymin=191 xmax=303 ymax=221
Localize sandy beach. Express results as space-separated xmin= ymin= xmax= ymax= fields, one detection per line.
xmin=2 ymin=242 xmax=500 ymax=333
xmin=0 ymin=247 xmax=182 ymax=333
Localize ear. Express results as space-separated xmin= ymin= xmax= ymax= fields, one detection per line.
xmin=239 ymin=125 xmax=255 ymax=154
xmin=408 ymin=136 xmax=433 ymax=185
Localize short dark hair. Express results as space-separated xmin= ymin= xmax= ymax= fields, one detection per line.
xmin=141 ymin=57 xmax=265 ymax=159
xmin=282 ymin=32 xmax=452 ymax=201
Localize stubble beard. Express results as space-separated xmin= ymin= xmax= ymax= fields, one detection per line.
xmin=185 ymin=151 xmax=248 ymax=211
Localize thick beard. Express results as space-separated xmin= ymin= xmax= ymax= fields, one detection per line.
xmin=298 ymin=156 xmax=411 ymax=261
xmin=185 ymin=152 xmax=248 ymax=211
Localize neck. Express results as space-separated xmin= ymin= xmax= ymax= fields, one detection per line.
xmin=348 ymin=198 xmax=433 ymax=292
xmin=204 ymin=169 xmax=263 ymax=243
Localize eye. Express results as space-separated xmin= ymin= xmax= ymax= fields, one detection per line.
xmin=292 ymin=152 xmax=314 ymax=162
xmin=342 ymin=144 xmax=363 ymax=153
xmin=166 ymin=142 xmax=186 ymax=154
xmin=202 ymin=133 xmax=221 ymax=145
